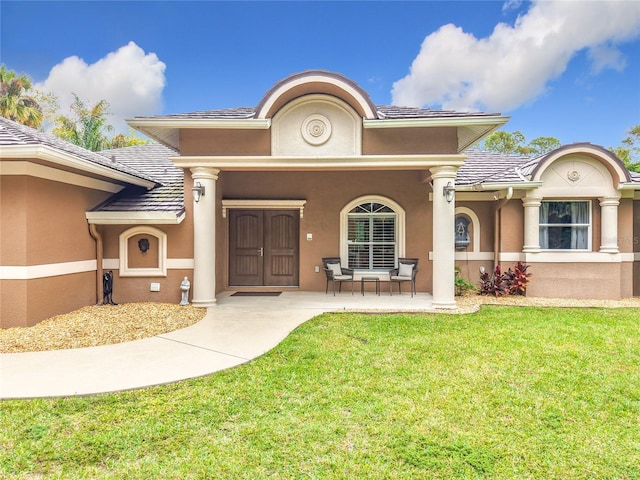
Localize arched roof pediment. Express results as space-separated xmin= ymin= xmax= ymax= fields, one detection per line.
xmin=255 ymin=70 xmax=378 ymax=120
xmin=531 ymin=143 xmax=631 ymax=185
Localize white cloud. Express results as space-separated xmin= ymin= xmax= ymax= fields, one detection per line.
xmin=36 ymin=41 xmax=166 ymax=132
xmin=391 ymin=0 xmax=640 ymax=112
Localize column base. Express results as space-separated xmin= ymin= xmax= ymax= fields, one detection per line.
xmin=599 ymin=247 xmax=620 ymax=254
xmin=192 ymin=298 xmax=217 ymax=308
xmin=432 ymin=300 xmax=458 ymax=310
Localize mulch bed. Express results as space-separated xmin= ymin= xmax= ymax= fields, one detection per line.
xmin=0 ymin=303 xmax=206 ymax=354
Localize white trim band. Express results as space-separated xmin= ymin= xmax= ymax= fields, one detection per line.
xmin=0 ymin=260 xmax=97 ymax=280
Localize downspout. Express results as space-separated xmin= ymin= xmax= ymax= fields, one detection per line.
xmin=494 ymin=187 xmax=513 ymax=269
xmin=89 ymin=223 xmax=103 ymax=305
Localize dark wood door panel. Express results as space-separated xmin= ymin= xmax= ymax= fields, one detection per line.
xmin=229 ymin=210 xmax=263 ymax=286
xmin=229 ymin=209 xmax=299 ymax=287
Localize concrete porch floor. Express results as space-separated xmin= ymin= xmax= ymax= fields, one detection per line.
xmin=1 ymin=291 xmax=436 ymax=399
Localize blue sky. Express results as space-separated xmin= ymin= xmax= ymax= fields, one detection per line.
xmin=2 ymin=1 xmax=639 ymax=150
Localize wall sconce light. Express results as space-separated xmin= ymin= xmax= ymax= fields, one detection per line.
xmin=192 ymin=182 xmax=205 ymax=203
xmin=443 ymin=182 xmax=455 ymax=203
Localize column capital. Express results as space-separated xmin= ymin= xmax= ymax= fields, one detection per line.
xmin=522 ymin=196 xmax=542 ymax=208
xmin=599 ymin=196 xmax=620 ymax=207
xmin=190 ymin=167 xmax=220 ymax=181
xmin=430 ymin=165 xmax=458 ymax=180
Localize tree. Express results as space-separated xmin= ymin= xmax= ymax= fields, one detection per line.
xmin=483 ymin=130 xmax=526 ymax=154
xmin=53 ymin=95 xmax=114 ymax=151
xmin=107 ymin=128 xmax=149 ymax=149
xmin=611 ymin=125 xmax=640 ymax=173
xmin=0 ymin=65 xmax=43 ymax=128
xmin=480 ymin=130 xmax=560 ymax=157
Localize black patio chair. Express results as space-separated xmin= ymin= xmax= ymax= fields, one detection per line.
xmin=322 ymin=257 xmax=354 ymax=296
xmin=389 ymin=258 xmax=419 ymax=297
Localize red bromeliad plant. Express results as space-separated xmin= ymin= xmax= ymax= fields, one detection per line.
xmin=480 ymin=262 xmax=532 ymax=296
xmin=507 ymin=261 xmax=532 ymax=295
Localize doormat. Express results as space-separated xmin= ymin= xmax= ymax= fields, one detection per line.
xmin=231 ymin=291 xmax=282 ymax=297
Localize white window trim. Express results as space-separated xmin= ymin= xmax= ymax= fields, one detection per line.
xmin=119 ymin=226 xmax=167 ymax=277
xmin=539 ymin=200 xmax=592 ymax=252
xmin=340 ymin=195 xmax=405 ymax=272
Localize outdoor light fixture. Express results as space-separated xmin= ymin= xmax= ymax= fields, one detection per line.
xmin=443 ymin=182 xmax=455 ymax=203
xmin=192 ymin=182 xmax=205 ymax=203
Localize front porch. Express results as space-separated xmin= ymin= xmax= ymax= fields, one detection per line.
xmin=216 ymin=290 xmax=435 ymax=312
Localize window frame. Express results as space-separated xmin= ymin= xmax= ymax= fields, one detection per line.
xmin=539 ymin=200 xmax=592 ymax=251
xmin=340 ymin=195 xmax=405 ymax=273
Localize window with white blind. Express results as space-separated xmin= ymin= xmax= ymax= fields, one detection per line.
xmin=347 ymin=202 xmax=397 ymax=271
xmin=539 ymin=201 xmax=591 ymax=250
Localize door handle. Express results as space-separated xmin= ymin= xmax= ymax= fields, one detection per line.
xmin=258 ymin=247 xmax=264 ymax=257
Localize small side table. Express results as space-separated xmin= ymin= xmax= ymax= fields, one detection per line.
xmin=360 ymin=276 xmax=380 ymax=296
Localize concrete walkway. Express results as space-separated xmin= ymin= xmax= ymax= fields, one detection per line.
xmin=1 ymin=291 xmax=434 ymax=399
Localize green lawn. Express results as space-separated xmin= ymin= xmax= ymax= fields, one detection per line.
xmin=2 ymin=306 xmax=639 ymax=479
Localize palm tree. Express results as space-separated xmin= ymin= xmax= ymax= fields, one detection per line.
xmin=53 ymin=95 xmax=114 ymax=151
xmin=0 ymin=65 xmax=43 ymax=128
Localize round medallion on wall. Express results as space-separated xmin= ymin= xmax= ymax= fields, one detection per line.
xmin=567 ymin=169 xmax=581 ymax=182
xmin=301 ymin=114 xmax=332 ymax=146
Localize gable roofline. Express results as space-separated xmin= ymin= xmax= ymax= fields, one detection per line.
xmin=127 ymin=70 xmax=508 ymax=152
xmin=255 ymin=70 xmax=379 ymax=120
xmin=0 ymin=144 xmax=157 ymax=189
xmin=530 ymin=143 xmax=631 ymax=184
xmin=0 ymin=117 xmax=156 ymax=189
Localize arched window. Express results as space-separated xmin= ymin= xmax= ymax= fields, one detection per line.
xmin=340 ymin=196 xmax=405 ymax=272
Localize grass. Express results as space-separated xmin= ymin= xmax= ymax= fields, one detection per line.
xmin=1 ymin=306 xmax=639 ymax=479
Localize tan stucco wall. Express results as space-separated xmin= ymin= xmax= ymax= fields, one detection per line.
xmin=180 ymin=130 xmax=271 ymax=156
xmin=1 ymin=174 xmax=112 ymax=328
xmin=362 ymin=127 xmax=459 ymax=155
xmin=106 ymin=269 xmax=192 ymax=305
xmin=1 ymin=270 xmax=98 ymax=329
xmin=217 ymin=170 xmax=434 ymax=293
xmin=527 ymin=262 xmax=630 ymax=300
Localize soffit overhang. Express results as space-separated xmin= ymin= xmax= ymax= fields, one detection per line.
xmin=85 ymin=210 xmax=186 ymax=225
xmin=364 ymin=115 xmax=509 ymax=153
xmin=127 ymin=118 xmax=271 ymax=150
xmin=0 ymin=144 xmax=156 ymax=190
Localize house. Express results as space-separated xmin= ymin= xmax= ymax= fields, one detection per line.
xmin=1 ymin=70 xmax=638 ymax=328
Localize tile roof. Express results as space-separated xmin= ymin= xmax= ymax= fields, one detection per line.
xmin=92 ymin=143 xmax=184 ymax=214
xmin=0 ymin=117 xmax=155 ymax=183
xmin=456 ymin=150 xmax=534 ymax=186
xmin=134 ymin=105 xmax=500 ymax=121
xmin=376 ymin=105 xmax=501 ymax=119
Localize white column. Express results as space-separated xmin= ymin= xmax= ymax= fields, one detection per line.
xmin=190 ymin=167 xmax=220 ymax=307
xmin=431 ymin=166 xmax=457 ymax=309
xmin=522 ymin=196 xmax=542 ymax=253
xmin=599 ymin=196 xmax=620 ymax=253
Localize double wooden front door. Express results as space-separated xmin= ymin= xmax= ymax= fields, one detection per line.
xmin=229 ymin=210 xmax=299 ymax=286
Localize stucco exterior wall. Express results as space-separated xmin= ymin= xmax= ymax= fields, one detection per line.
xmin=1 ymin=174 xmax=112 ymax=328
xmin=98 ymin=210 xmax=193 ymax=306
xmin=217 ymin=170 xmax=434 ymax=293
xmin=362 ymin=127 xmax=458 ymax=155
xmin=526 ymin=262 xmax=629 ymax=300
xmin=180 ymin=130 xmax=271 ymax=156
